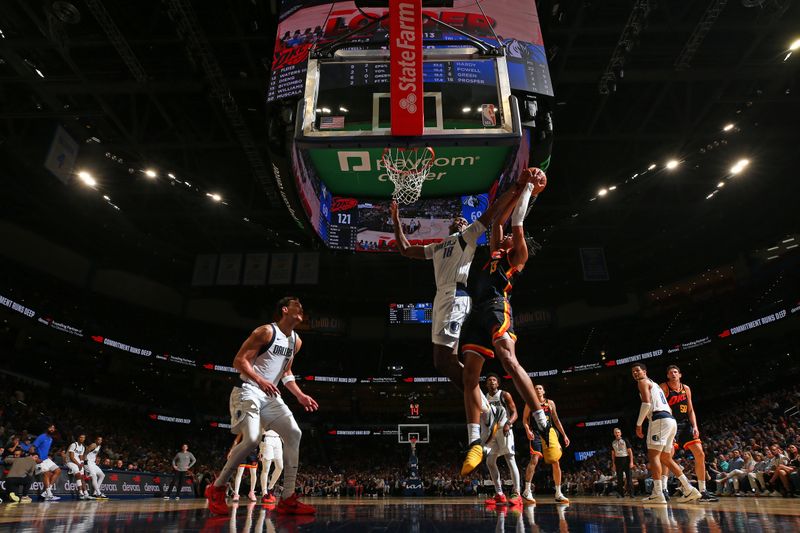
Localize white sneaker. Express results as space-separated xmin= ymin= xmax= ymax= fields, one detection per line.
xmin=642 ymin=492 xmax=667 ymax=505
xmin=555 ymin=493 xmax=570 ymax=503
xmin=521 ymin=491 xmax=535 ymax=502
xmin=676 ymin=487 xmax=702 ymax=503
xmin=79 ymin=493 xmax=88 ymax=500
xmin=174 ymin=496 xmax=180 ymax=500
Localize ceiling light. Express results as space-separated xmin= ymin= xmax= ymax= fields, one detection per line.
xmin=77 ymin=171 xmax=96 ymax=187
xmin=723 ymin=123 xmax=734 ymax=132
xmin=609 ymin=185 xmax=617 ymax=191
xmin=767 ymin=255 xmax=779 ymax=260
xmin=730 ymin=159 xmax=749 ymax=174
xmin=717 ymin=181 xmax=725 ymax=188
xmin=144 ymin=169 xmax=157 ymax=178
xmin=321 ymin=107 xmax=331 ymax=114
xmin=167 ymin=173 xmax=176 ymax=179
xmin=207 ymin=193 xmax=222 ymax=202
xmin=184 ymin=181 xmax=191 ymax=187
xmin=647 ymin=164 xmax=656 ymax=170
xmin=462 ymin=107 xmax=471 ymax=113
xmin=339 ymin=107 xmax=349 ymax=113
xmin=790 ymin=39 xmax=800 ymax=51
xmin=103 ymin=195 xmax=110 ymax=200
xmin=34 ymin=68 xmax=45 ymax=78
xmin=786 ymin=244 xmax=799 ymax=250
xmin=665 ymin=159 xmax=679 ymax=170
xmin=783 ymin=237 xmax=795 ymax=243
xmin=705 ymin=193 xmax=714 ymax=200
xmin=598 ymin=188 xmax=608 ymax=196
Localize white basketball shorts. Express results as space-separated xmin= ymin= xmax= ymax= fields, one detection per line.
xmin=431 ymin=289 xmax=471 ymax=348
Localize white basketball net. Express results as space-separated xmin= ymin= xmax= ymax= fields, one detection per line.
xmin=382 ymin=147 xmax=435 ymax=205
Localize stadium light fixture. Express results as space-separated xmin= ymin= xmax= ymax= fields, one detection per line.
xmin=77 ymin=171 xmax=96 ymax=187
xmin=144 ymin=169 xmax=157 ymax=178
xmin=790 ymin=38 xmax=800 ymax=51
xmin=609 ymin=185 xmax=617 ymax=191
xmin=598 ymin=188 xmax=608 ymax=197
xmin=207 ymin=192 xmax=222 ymax=202
xmin=665 ymin=159 xmax=679 ymax=170
xmin=647 ymin=163 xmax=656 ymax=170
xmin=730 ymin=159 xmax=750 ymax=175
xmin=462 ymin=107 xmax=471 ymax=113
xmin=723 ymin=123 xmax=734 ymax=132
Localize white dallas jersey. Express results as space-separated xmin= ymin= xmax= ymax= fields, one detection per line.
xmin=86 ymin=444 xmax=101 ymax=463
xmin=68 ymin=442 xmax=85 ymax=462
xmin=241 ymin=323 xmax=297 ymax=387
xmin=485 ymin=389 xmax=509 ymax=425
xmin=640 ymin=378 xmax=671 ymax=421
xmin=423 ymin=221 xmax=485 ymax=290
xmin=260 ymin=430 xmax=282 ymax=453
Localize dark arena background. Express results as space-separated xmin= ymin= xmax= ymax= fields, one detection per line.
xmin=1 ymin=0 xmax=799 ymax=531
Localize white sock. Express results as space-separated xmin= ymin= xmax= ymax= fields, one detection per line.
xmin=698 ymin=480 xmax=706 ymax=492
xmin=661 ymin=475 xmax=668 ymax=488
xmin=524 ymin=481 xmax=532 ymax=494
xmin=678 ymin=474 xmax=692 ymax=492
xmin=653 ymin=479 xmax=663 ymax=495
xmin=468 ymin=423 xmax=480 ymax=443
xmin=555 ymin=483 xmax=562 ymax=496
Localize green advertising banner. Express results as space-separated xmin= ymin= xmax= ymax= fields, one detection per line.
xmin=307 ymin=146 xmax=511 ymax=198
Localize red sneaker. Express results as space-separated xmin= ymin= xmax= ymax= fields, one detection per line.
xmin=507 ymin=493 xmax=523 ymax=507
xmin=206 ymin=484 xmax=230 ymax=516
xmin=276 ymin=493 xmax=316 ymax=515
xmin=486 ymin=493 xmax=507 ymax=506
xmin=262 ymin=493 xmax=276 ymax=504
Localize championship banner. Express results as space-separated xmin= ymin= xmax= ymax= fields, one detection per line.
xmin=0 ymin=469 xmax=194 ymax=498
xmin=390 ymin=0 xmax=423 ymax=136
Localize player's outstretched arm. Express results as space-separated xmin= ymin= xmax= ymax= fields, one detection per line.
xmin=233 ymin=326 xmax=281 ymax=397
xmin=390 ymin=201 xmax=426 ymax=259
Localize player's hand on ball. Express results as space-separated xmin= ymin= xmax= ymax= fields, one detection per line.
xmin=299 ymin=394 xmax=319 ymax=412
xmin=258 ymin=378 xmax=281 ymax=397
xmin=518 ymin=167 xmax=535 ymax=185
xmin=530 ymin=168 xmax=547 ymax=195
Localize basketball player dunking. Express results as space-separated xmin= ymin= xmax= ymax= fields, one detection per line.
xmin=632 ymin=363 xmax=701 ymax=505
xmin=522 ymin=384 xmax=570 ymax=503
xmin=206 ymin=296 xmax=318 ymax=515
xmin=660 ymin=365 xmax=718 ymax=502
xmin=391 ymin=169 xmax=537 ymax=394
xmin=459 ymin=169 xmax=551 ymax=476
xmin=482 ymin=373 xmax=522 ymax=507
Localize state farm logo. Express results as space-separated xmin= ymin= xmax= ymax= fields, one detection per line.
xmin=394 ymin=1 xmax=419 ymax=114
xmin=399 ymin=93 xmax=417 ymax=113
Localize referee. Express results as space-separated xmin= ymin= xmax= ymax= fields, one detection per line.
xmin=610 ymin=428 xmax=634 ymax=497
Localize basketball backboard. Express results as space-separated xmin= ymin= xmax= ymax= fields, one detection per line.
xmin=398 ymin=423 xmax=430 ymax=444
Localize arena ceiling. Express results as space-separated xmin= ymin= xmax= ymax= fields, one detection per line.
xmin=1 ymin=0 xmax=798 ymax=302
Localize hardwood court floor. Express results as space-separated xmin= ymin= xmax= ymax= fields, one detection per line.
xmin=0 ymin=495 xmax=798 ymax=531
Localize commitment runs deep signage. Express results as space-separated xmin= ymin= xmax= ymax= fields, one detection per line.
xmin=390 ymin=0 xmax=423 ymax=136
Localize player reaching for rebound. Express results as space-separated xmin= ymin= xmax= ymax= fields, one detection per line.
xmin=206 ymin=296 xmax=318 ymax=516
xmin=391 ymin=169 xmax=538 ymax=393
xmin=632 ymin=363 xmax=702 ymax=505
xmin=482 ymin=374 xmax=523 ymax=507
xmin=660 ymin=365 xmax=718 ymax=502
xmin=521 ymin=385 xmax=570 ymax=503
xmin=460 ymin=169 xmax=552 ymax=476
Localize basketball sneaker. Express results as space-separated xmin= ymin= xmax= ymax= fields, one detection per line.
xmin=642 ymin=491 xmax=667 ymax=505
xmin=485 ymin=493 xmax=507 ymax=505
xmin=232 ymin=493 xmax=240 ymax=502
xmin=699 ymin=491 xmax=719 ymax=502
xmin=507 ymin=493 xmax=523 ymax=507
xmin=276 ymin=493 xmax=316 ymax=515
xmin=521 ymin=491 xmax=536 ymax=504
xmin=554 ymin=493 xmax=569 ymax=504
xmin=206 ymin=483 xmax=230 ymax=516
xmin=461 ymin=440 xmax=487 ymax=476
xmin=676 ymin=487 xmax=702 ymax=503
xmin=248 ymin=491 xmax=257 ymax=502
xmin=262 ymin=492 xmax=276 ymax=504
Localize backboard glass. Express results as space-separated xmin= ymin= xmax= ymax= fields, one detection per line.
xmin=398 ymin=423 xmax=430 ymax=444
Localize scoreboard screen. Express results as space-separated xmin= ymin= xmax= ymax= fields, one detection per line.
xmin=389 ymin=303 xmax=433 ymax=324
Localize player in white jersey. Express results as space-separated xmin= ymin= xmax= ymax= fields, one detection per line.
xmin=83 ymin=436 xmax=107 ymax=498
xmin=390 ymin=169 xmax=536 ymax=391
xmin=259 ymin=430 xmax=283 ymax=503
xmin=481 ymin=374 xmax=522 ymax=507
xmin=632 ymin=363 xmax=701 ymax=505
xmin=206 ymin=296 xmax=318 ymax=516
xmin=67 ymin=433 xmax=92 ymax=500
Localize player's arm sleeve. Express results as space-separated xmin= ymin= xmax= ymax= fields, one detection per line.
xmin=462 ymin=220 xmax=486 ymax=245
